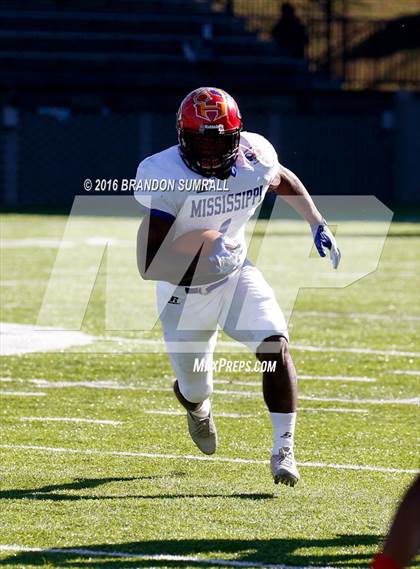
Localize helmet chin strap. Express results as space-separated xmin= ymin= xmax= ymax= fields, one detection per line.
xmin=179 ymin=147 xmax=234 ymax=180
xmin=177 ymin=124 xmax=241 ymax=181
xmin=209 ymin=163 xmax=233 ymax=180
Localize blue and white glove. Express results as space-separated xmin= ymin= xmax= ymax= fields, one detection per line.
xmin=209 ymin=236 xmax=243 ymax=274
xmin=311 ymin=220 xmax=341 ymax=269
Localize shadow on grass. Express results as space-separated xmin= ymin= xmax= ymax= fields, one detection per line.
xmin=0 ymin=475 xmax=184 ymax=500
xmin=0 ymin=536 xmax=386 ymax=568
xmin=1 ymin=492 xmax=274 ymax=501
xmin=0 ymin=477 xmax=271 ymax=502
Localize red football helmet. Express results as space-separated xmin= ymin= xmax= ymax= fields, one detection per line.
xmin=176 ymin=87 xmax=243 ymax=179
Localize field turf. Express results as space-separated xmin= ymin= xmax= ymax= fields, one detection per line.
xmin=0 ymin=213 xmax=419 ymax=569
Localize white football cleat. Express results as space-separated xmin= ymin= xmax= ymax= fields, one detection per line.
xmin=186 ymin=407 xmax=217 ymax=455
xmin=271 ymin=447 xmax=300 ymax=487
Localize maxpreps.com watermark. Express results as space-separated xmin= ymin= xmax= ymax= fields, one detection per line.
xmin=83 ymin=178 xmax=230 ymax=192
xmin=193 ymin=357 xmax=276 ymax=373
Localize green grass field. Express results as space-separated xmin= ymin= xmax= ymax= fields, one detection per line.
xmin=0 ymin=213 xmax=419 ymax=569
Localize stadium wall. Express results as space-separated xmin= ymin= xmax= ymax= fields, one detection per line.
xmin=0 ymin=91 xmax=419 ymax=208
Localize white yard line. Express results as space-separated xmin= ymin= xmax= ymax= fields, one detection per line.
xmin=2 ymin=379 xmax=417 ymax=406
xmin=0 ymin=544 xmax=333 ymax=569
xmin=298 ymin=407 xmax=368 ymax=413
xmin=28 ymin=379 xmax=137 ymax=390
xmin=299 ymin=375 xmax=375 ymax=382
xmin=210 ymin=412 xmax=257 ymax=418
xmin=1 ymin=322 xmax=417 ymax=358
xmin=0 ymin=323 xmax=94 ymax=356
xmin=144 ymin=409 xmax=196 ymax=416
xmin=215 ymin=380 xmax=264 ymax=387
xmin=2 ymin=376 xmax=376 ymax=390
xmin=102 ymin=337 xmax=420 ymax=357
xmin=295 ymin=311 xmax=420 ymax=322
xmin=144 ymin=408 xmax=367 ymax=417
xmin=1 ymin=378 xmax=153 ymax=390
xmin=291 ymin=344 xmax=420 ymax=357
xmin=19 ymin=417 xmax=122 ymax=425
xmin=215 ymin=375 xmax=376 ymax=385
xmin=144 ymin=410 xmax=257 ymax=418
xmin=299 ymin=395 xmax=420 ymax=405
xmin=0 ymin=391 xmax=47 ymax=397
xmin=0 ymin=444 xmax=417 ymax=475
xmin=0 ymin=280 xmax=48 ymax=286
xmin=392 ymin=370 xmax=420 ymax=376
xmin=214 ymin=389 xmax=420 ymax=405
xmin=0 ymin=238 xmax=131 ymax=248
xmin=0 ymin=238 xmax=75 ymax=248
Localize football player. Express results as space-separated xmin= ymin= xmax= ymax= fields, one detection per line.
xmin=135 ymin=87 xmax=340 ymax=486
xmin=371 ymin=474 xmax=420 ymax=569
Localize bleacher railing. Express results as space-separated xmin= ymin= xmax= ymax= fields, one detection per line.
xmin=212 ymin=0 xmax=420 ymax=90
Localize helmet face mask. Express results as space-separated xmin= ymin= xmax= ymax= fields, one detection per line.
xmin=176 ymin=87 xmax=243 ymax=179
xmin=179 ymin=127 xmax=241 ymax=179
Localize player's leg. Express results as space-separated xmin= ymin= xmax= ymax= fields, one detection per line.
xmin=169 ymin=347 xmax=218 ymax=455
xmin=157 ymin=281 xmax=219 ymax=455
xmin=372 ymin=474 xmax=420 ymax=569
xmin=221 ymin=263 xmax=300 ymax=485
xmin=256 ymin=334 xmax=299 ymax=486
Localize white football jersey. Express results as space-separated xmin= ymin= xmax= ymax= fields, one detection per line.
xmin=134 ymin=131 xmax=280 ymax=256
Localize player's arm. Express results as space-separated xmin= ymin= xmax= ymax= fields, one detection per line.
xmin=137 ymin=213 xmax=239 ymax=284
xmin=137 ymin=213 xmax=203 ymax=283
xmin=269 ymin=165 xmax=341 ymax=269
xmin=269 ymin=164 xmax=322 ymax=224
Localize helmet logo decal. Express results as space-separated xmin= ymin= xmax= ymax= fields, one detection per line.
xmin=193 ymin=88 xmax=228 ymax=122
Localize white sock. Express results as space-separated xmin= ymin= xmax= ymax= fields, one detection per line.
xmin=191 ymin=398 xmax=211 ymax=418
xmin=270 ymin=412 xmax=296 ymax=453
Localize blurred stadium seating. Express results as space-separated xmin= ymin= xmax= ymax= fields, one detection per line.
xmin=0 ymin=0 xmax=419 ymax=208
xmin=0 ymin=0 xmax=322 ymax=105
